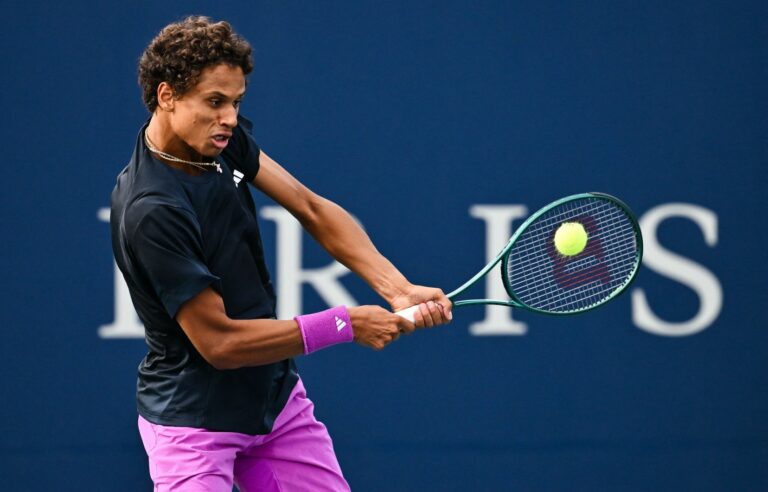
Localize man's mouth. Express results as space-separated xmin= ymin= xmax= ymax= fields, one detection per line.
xmin=211 ymin=133 xmax=231 ymax=149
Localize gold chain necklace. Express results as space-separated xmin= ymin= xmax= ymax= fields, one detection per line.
xmin=144 ymin=130 xmax=222 ymax=174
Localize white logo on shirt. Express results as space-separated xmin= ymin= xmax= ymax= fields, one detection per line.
xmin=233 ymin=170 xmax=244 ymax=187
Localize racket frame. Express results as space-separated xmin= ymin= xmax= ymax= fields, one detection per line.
xmin=448 ymin=192 xmax=643 ymax=315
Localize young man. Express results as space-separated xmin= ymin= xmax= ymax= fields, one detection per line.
xmin=111 ymin=16 xmax=451 ymax=491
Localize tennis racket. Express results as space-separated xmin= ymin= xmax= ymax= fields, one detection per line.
xmin=396 ymin=192 xmax=642 ymax=320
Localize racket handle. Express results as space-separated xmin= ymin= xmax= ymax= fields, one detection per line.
xmin=394 ymin=305 xmax=419 ymax=323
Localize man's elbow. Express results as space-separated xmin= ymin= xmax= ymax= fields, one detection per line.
xmin=204 ymin=343 xmax=241 ymax=371
xmin=295 ymin=193 xmax=330 ymax=229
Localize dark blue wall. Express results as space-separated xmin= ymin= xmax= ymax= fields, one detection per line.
xmin=1 ymin=1 xmax=766 ymax=490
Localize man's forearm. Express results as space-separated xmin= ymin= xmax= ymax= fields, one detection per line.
xmin=299 ymin=196 xmax=412 ymax=305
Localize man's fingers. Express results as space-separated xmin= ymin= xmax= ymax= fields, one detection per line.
xmin=435 ymin=301 xmax=452 ymax=323
xmin=408 ymin=300 xmax=452 ymax=329
xmin=419 ymin=303 xmax=435 ymax=328
xmin=397 ymin=316 xmax=416 ymax=335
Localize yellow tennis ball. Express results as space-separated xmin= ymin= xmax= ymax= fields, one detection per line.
xmin=554 ymin=222 xmax=588 ymax=256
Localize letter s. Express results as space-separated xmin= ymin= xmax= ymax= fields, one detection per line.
xmin=632 ymin=203 xmax=722 ymax=336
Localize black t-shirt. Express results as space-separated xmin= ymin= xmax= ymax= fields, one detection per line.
xmin=110 ymin=116 xmax=298 ymax=435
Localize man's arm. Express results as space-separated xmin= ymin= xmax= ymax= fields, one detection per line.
xmin=251 ymin=151 xmax=452 ymax=326
xmin=177 ymin=287 xmax=411 ymax=370
xmin=175 ymin=150 xmax=449 ymax=370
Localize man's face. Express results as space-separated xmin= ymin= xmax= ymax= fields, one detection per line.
xmin=168 ymin=64 xmax=246 ymax=158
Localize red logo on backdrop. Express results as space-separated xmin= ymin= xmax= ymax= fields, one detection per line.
xmin=548 ymin=216 xmax=612 ymax=290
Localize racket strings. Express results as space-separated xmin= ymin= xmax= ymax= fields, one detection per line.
xmin=506 ymin=197 xmax=639 ymax=313
xmin=514 ymin=213 xmax=637 ymax=310
xmin=509 ymin=204 xmax=632 ymax=275
xmin=514 ymin=246 xmax=634 ymax=300
xmin=510 ymin=211 xmax=634 ymax=273
xmin=511 ymin=230 xmax=637 ymax=296
xmin=520 ymin=254 xmax=632 ymax=310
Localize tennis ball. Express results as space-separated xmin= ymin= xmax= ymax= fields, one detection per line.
xmin=554 ymin=222 xmax=588 ymax=256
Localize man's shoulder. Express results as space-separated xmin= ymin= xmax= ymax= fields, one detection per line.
xmin=113 ymin=166 xmax=193 ymax=235
xmin=114 ymin=153 xmax=189 ymax=213
xmin=123 ymin=192 xmax=193 ymax=232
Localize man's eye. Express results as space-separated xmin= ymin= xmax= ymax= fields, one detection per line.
xmin=233 ymin=100 xmax=242 ymax=109
xmin=210 ymin=99 xmax=221 ymax=107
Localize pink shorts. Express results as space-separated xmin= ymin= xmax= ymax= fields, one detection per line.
xmin=138 ymin=379 xmax=350 ymax=491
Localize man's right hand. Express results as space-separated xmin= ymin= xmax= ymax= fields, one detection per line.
xmin=348 ymin=306 xmax=414 ymax=350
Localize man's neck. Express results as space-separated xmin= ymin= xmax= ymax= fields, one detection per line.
xmin=146 ymin=115 xmax=206 ymax=176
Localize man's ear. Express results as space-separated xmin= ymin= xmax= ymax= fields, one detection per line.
xmin=157 ymin=82 xmax=175 ymax=111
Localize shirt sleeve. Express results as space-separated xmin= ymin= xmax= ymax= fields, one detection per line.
xmin=221 ymin=114 xmax=261 ymax=182
xmin=128 ymin=203 xmax=219 ymax=319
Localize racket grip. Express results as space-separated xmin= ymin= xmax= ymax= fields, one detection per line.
xmin=394 ymin=305 xmax=419 ymax=323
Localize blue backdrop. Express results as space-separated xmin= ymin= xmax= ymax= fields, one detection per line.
xmin=1 ymin=1 xmax=766 ymax=490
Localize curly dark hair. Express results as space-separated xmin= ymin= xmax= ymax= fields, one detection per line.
xmin=138 ymin=16 xmax=253 ymax=112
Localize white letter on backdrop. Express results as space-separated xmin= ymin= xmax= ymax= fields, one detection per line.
xmin=468 ymin=205 xmax=529 ymax=335
xmin=632 ymin=203 xmax=722 ymax=336
xmin=260 ymin=206 xmax=358 ymax=319
xmin=98 ymin=208 xmax=144 ymax=338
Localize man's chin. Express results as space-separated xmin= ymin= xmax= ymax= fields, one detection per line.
xmin=199 ymin=146 xmax=224 ymax=158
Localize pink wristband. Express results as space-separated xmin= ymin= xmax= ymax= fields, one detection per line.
xmin=294 ymin=306 xmax=354 ymax=354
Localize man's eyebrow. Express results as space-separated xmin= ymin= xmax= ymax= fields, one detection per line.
xmin=205 ymin=91 xmax=247 ymax=99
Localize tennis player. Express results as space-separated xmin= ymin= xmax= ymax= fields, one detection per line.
xmin=110 ymin=16 xmax=450 ymax=492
